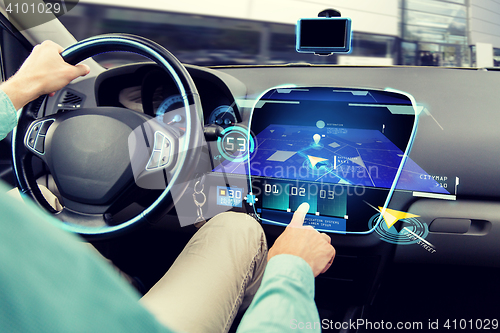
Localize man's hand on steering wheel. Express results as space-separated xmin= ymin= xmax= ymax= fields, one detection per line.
xmin=0 ymin=40 xmax=90 ymax=110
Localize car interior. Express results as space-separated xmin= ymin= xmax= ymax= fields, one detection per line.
xmin=0 ymin=2 xmax=499 ymax=332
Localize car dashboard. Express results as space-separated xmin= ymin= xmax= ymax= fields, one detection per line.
xmin=40 ymin=61 xmax=500 ymax=313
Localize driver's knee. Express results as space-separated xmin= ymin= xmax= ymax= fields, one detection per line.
xmin=204 ymin=211 xmax=262 ymax=229
xmin=199 ymin=212 xmax=268 ymax=306
xmin=193 ymin=211 xmax=268 ymax=270
xmin=203 ymin=212 xmax=266 ymax=251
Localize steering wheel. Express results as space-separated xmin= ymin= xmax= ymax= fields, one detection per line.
xmin=12 ymin=34 xmax=203 ymax=239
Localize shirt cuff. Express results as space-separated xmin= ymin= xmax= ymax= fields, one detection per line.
xmin=0 ymin=89 xmax=18 ymax=140
xmin=266 ymin=254 xmax=315 ymax=298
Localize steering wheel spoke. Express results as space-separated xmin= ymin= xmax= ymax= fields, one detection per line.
xmin=56 ymin=207 xmax=109 ymax=229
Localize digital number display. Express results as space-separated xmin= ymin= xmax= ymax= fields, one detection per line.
xmin=225 ymin=135 xmax=246 ymax=154
xmin=216 ymin=126 xmax=255 ymax=163
xmin=217 ymin=186 xmax=243 ymax=207
xmin=262 ymin=180 xmax=347 ymax=218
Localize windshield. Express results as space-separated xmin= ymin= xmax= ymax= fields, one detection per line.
xmin=57 ymin=0 xmax=498 ymax=68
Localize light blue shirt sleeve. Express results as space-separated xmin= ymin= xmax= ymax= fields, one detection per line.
xmin=0 ymin=89 xmax=18 ymax=140
xmin=0 ymin=181 xmax=174 ymax=333
xmin=237 ymin=254 xmax=321 ymax=333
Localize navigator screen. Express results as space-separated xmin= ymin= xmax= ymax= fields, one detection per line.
xmin=212 ymin=87 xmax=447 ymax=233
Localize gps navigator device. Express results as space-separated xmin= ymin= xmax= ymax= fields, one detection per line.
xmin=209 ymin=87 xmax=456 ymax=234
xmin=243 ymin=87 xmax=420 ymax=234
xmin=242 ymin=87 xmax=418 ymax=233
xmin=296 ymin=17 xmax=352 ymax=54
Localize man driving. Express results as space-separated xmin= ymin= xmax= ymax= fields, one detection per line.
xmin=0 ymin=41 xmax=335 ymax=333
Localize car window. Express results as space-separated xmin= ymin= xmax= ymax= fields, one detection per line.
xmin=57 ymin=0 xmax=480 ymax=68
xmin=0 ymin=14 xmax=31 ymax=186
xmin=0 ymin=16 xmax=31 ymax=79
xmin=54 ymin=0 xmax=500 ymax=69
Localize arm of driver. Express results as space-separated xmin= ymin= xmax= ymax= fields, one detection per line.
xmin=0 ymin=90 xmax=18 ymax=140
xmin=236 ymin=255 xmax=320 ymax=333
xmin=0 ymin=40 xmax=90 ymax=111
xmin=237 ymin=203 xmax=335 ymax=332
xmin=268 ymin=202 xmax=335 ymax=277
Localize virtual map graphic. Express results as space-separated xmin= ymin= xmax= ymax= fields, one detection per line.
xmin=215 ymin=124 xmax=448 ymax=194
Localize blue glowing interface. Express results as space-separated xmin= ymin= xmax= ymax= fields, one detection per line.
xmin=251 ymin=124 xmax=448 ymax=194
xmin=258 ymin=208 xmax=347 ymax=233
xmin=214 ymin=124 xmax=448 ymax=195
xmin=212 ymin=87 xmax=450 ymax=233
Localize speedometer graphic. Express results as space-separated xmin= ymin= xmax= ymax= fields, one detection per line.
xmin=209 ymin=105 xmax=236 ymax=127
xmin=156 ymin=95 xmax=184 ymax=122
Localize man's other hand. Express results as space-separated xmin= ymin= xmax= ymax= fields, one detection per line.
xmin=1 ymin=40 xmax=90 ymax=110
xmin=267 ymin=203 xmax=336 ymax=277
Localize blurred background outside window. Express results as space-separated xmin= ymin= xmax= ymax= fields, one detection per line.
xmin=57 ymin=0 xmax=500 ymax=68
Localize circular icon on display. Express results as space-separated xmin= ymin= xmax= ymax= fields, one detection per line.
xmin=217 ymin=126 xmax=255 ymax=162
xmin=368 ymin=213 xmax=429 ymax=245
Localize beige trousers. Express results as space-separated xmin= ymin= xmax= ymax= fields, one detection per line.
xmin=140 ymin=212 xmax=268 ymax=333
xmin=7 ymin=187 xmax=267 ymax=333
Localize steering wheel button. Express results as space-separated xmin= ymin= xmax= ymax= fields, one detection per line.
xmin=154 ymin=132 xmax=164 ymax=150
xmin=27 ymin=129 xmax=38 ymax=148
xmin=159 ymin=151 xmax=170 ymax=167
xmin=40 ymin=120 xmax=54 ymax=135
xmin=34 ymin=136 xmax=45 ymax=153
xmin=147 ymin=151 xmax=161 ymax=169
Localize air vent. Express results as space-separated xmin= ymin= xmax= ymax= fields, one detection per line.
xmin=57 ymin=89 xmax=85 ymax=113
xmin=62 ymin=91 xmax=82 ymax=104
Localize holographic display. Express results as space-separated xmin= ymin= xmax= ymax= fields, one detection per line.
xmin=212 ymin=87 xmax=444 ymax=233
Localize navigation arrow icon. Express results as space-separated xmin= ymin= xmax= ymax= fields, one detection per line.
xmin=378 ymin=207 xmax=420 ymax=229
xmin=307 ymin=155 xmax=329 ymax=168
